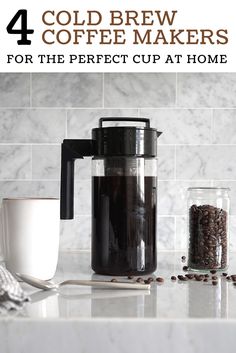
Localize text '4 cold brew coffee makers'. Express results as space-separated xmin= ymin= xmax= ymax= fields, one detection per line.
xmin=60 ymin=118 xmax=162 ymax=275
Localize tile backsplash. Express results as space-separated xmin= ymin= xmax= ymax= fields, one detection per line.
xmin=0 ymin=72 xmax=236 ymax=252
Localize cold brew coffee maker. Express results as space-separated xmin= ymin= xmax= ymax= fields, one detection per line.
xmin=60 ymin=118 xmax=162 ymax=275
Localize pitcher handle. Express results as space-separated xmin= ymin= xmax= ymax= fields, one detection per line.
xmin=60 ymin=139 xmax=94 ymax=219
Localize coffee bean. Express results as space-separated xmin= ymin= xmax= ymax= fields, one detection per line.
xmin=136 ymin=277 xmax=144 ymax=283
xmin=171 ymin=276 xmax=177 ymax=281
xmin=148 ymin=277 xmax=154 ymax=282
xmin=233 ymin=283 xmax=236 ymax=287
xmin=203 ymin=278 xmax=208 ymax=282
xmin=128 ymin=276 xmax=134 ymax=279
xmin=182 ymin=266 xmax=189 ymax=271
xmin=185 ymin=274 xmax=194 ymax=280
xmin=188 ymin=204 xmax=228 ymax=271
xmin=177 ymin=275 xmax=185 ymax=280
xmin=210 ymin=270 xmax=217 ymax=274
xmin=222 ymin=273 xmax=228 ymax=277
xmin=144 ymin=279 xmax=152 ymax=284
xmin=181 ymin=256 xmax=186 ymax=263
xmin=195 ymin=275 xmax=203 ymax=281
xmin=212 ymin=276 xmax=218 ymax=280
xmin=111 ymin=278 xmax=117 ymax=282
xmin=178 ymin=275 xmax=188 ymax=281
xmin=226 ymin=276 xmax=231 ymax=281
xmin=204 ymin=274 xmax=209 ymax=278
xmin=156 ymin=277 xmax=164 ymax=283
xmin=181 ymin=277 xmax=188 ymax=281
xmin=212 ymin=281 xmax=218 ymax=286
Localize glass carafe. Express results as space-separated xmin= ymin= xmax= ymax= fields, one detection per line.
xmin=60 ymin=117 xmax=162 ymax=275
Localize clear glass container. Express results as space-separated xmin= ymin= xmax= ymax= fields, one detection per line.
xmin=91 ymin=156 xmax=158 ymax=275
xmin=187 ymin=187 xmax=230 ymax=272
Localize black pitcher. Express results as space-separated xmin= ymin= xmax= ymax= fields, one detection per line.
xmin=60 ymin=118 xmax=162 ymax=275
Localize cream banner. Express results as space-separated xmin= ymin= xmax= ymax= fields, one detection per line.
xmin=0 ymin=0 xmax=234 ymax=72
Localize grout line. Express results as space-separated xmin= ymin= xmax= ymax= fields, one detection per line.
xmin=158 ymin=144 xmax=236 ymax=146
xmin=0 ymin=179 xmax=60 ymax=182
xmin=2 ymin=143 xmax=236 ymax=147
xmin=29 ymin=73 xmax=32 ymax=107
xmin=159 ymin=179 xmax=236 ymax=182
xmin=175 ymin=73 xmax=178 ymax=107
xmin=0 ymin=177 xmax=235 ymax=182
xmin=0 ymin=179 xmax=235 ymax=183
xmin=30 ymin=145 xmax=33 ymax=180
xmin=174 ymin=216 xmax=177 ymax=251
xmin=138 ymin=107 xmax=236 ymax=110
xmin=210 ymin=108 xmax=214 ymax=144
xmin=0 ymin=143 xmax=61 ymax=146
xmin=102 ymin=73 xmax=105 ymax=108
xmin=174 ymin=145 xmax=177 ymax=180
xmin=65 ymin=110 xmax=68 ymax=138
xmin=0 ymin=106 xmax=236 ymax=110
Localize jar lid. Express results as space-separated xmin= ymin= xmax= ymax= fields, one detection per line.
xmin=188 ymin=187 xmax=230 ymax=197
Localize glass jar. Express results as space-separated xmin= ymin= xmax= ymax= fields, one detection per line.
xmin=187 ymin=187 xmax=230 ymax=272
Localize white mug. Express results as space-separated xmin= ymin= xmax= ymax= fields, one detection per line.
xmin=1 ymin=198 xmax=60 ymax=280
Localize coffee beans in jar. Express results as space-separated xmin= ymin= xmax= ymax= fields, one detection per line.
xmin=187 ymin=188 xmax=230 ymax=271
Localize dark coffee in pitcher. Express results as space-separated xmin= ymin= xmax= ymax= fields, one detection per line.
xmin=92 ymin=175 xmax=157 ymax=275
xmin=60 ymin=118 xmax=162 ymax=275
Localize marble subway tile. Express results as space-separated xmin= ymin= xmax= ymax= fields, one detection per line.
xmin=229 ymin=216 xmax=236 ymax=251
xmin=60 ymin=216 xmax=91 ymax=251
xmin=0 ymin=109 xmax=65 ymax=143
xmin=75 ymin=159 xmax=91 ymax=180
xmin=74 ymin=180 xmax=91 ymax=215
xmin=141 ymin=109 xmax=211 ymax=145
xmin=175 ymin=216 xmax=187 ymax=250
xmin=157 ymin=216 xmax=175 ymax=250
xmin=0 ymin=181 xmax=59 ymax=202
xmin=0 ymin=73 xmax=30 ymax=107
xmin=158 ymin=146 xmax=175 ymax=180
xmin=104 ymin=73 xmax=176 ymax=108
xmin=32 ymin=145 xmax=60 ymax=180
xmin=32 ymin=145 xmax=91 ymax=180
xmin=67 ymin=108 xmax=139 ymax=139
xmin=177 ymin=73 xmax=236 ymax=107
xmin=176 ymin=146 xmax=236 ymax=180
xmin=213 ymin=109 xmax=236 ymax=144
xmin=0 ymin=145 xmax=31 ymax=179
xmin=32 ymin=73 xmax=103 ymax=107
xmin=158 ymin=180 xmax=211 ymax=216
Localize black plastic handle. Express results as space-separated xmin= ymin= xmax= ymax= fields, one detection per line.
xmin=60 ymin=139 xmax=94 ymax=220
xmin=99 ymin=117 xmax=150 ymax=128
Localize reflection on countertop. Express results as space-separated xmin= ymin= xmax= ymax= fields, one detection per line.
xmin=7 ymin=251 xmax=236 ymax=320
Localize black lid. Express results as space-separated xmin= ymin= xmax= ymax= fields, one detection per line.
xmin=92 ymin=118 xmax=162 ymax=157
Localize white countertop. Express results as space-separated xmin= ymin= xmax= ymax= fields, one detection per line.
xmin=1 ymin=251 xmax=236 ymax=353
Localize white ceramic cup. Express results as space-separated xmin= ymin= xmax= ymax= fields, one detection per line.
xmin=1 ymin=198 xmax=60 ymax=280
